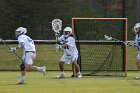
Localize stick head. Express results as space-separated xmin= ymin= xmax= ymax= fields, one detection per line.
xmin=52 ymin=19 xmax=62 ymax=33
xmin=104 ymin=35 xmax=112 ymax=40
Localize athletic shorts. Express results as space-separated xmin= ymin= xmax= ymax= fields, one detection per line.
xmin=22 ymin=51 xmax=36 ymax=65
xmin=60 ymin=54 xmax=78 ymax=64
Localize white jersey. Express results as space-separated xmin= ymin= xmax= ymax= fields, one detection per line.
xmin=135 ymin=34 xmax=140 ymax=59
xmin=17 ymin=35 xmax=36 ymax=52
xmin=135 ymin=34 xmax=140 ymax=48
xmin=59 ymin=35 xmax=78 ymax=55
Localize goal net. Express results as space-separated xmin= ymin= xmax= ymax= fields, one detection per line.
xmin=72 ymin=18 xmax=127 ymax=77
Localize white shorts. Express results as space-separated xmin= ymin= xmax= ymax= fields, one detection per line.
xmin=60 ymin=54 xmax=78 ymax=64
xmin=137 ymin=52 xmax=140 ymax=59
xmin=22 ymin=52 xmax=36 ymax=65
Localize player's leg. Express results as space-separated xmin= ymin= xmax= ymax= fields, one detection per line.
xmin=59 ymin=61 xmax=65 ymax=72
xmin=18 ymin=52 xmax=46 ymax=84
xmin=18 ymin=53 xmax=29 ymax=84
xmin=17 ymin=63 xmax=26 ymax=84
xmin=71 ymin=64 xmax=77 ymax=77
xmin=135 ymin=53 xmax=140 ymax=78
xmin=57 ymin=61 xmax=65 ymax=78
xmin=72 ymin=62 xmax=82 ymax=78
xmin=25 ymin=52 xmax=46 ymax=76
xmin=136 ymin=59 xmax=140 ymax=70
xmin=136 ymin=59 xmax=140 ymax=78
xmin=57 ymin=54 xmax=70 ymax=78
xmin=71 ymin=54 xmax=82 ymax=78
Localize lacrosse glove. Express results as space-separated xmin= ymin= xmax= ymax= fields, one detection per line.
xmin=9 ymin=47 xmax=16 ymax=52
xmin=55 ymin=44 xmax=62 ymax=49
xmin=55 ymin=32 xmax=60 ymax=37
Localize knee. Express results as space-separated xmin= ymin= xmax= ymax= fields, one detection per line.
xmin=72 ymin=62 xmax=78 ymax=65
xmin=25 ymin=64 xmax=32 ymax=70
xmin=20 ymin=63 xmax=25 ymax=71
xmin=59 ymin=61 xmax=64 ymax=65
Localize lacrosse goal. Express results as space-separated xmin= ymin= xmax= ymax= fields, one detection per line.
xmin=72 ymin=18 xmax=128 ymax=77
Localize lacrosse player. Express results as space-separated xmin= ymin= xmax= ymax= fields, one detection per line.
xmin=132 ymin=23 xmax=140 ymax=78
xmin=10 ymin=27 xmax=46 ymax=84
xmin=55 ymin=27 xmax=82 ymax=78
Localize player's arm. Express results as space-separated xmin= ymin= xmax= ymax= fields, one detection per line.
xmin=15 ymin=36 xmax=25 ymax=50
xmin=55 ymin=32 xmax=61 ymax=42
xmin=62 ymin=44 xmax=68 ymax=48
xmin=9 ymin=42 xmax=25 ymax=52
xmin=55 ymin=35 xmax=63 ymax=49
xmin=56 ymin=37 xmax=61 ymax=42
xmin=16 ymin=42 xmax=25 ymax=49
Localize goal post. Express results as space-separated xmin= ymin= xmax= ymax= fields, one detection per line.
xmin=72 ymin=17 xmax=128 ymax=77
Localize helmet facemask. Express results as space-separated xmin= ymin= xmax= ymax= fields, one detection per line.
xmin=15 ymin=31 xmax=23 ymax=37
xmin=63 ymin=31 xmax=71 ymax=38
xmin=15 ymin=27 xmax=27 ymax=38
xmin=63 ymin=27 xmax=72 ymax=38
xmin=133 ymin=23 xmax=140 ymax=34
xmin=134 ymin=28 xmax=140 ymax=34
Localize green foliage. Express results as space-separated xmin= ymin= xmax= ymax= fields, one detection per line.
xmin=0 ymin=0 xmax=137 ymax=40
xmin=0 ymin=0 xmax=95 ymax=39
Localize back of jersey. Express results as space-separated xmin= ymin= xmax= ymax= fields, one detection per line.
xmin=17 ymin=35 xmax=36 ymax=52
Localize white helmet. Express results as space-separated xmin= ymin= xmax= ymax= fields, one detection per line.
xmin=133 ymin=23 xmax=140 ymax=33
xmin=15 ymin=27 xmax=27 ymax=37
xmin=63 ymin=27 xmax=72 ymax=37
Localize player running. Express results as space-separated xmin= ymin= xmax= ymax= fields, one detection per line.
xmin=55 ymin=27 xmax=82 ymax=78
xmin=10 ymin=27 xmax=46 ymax=84
xmin=132 ymin=23 xmax=140 ymax=78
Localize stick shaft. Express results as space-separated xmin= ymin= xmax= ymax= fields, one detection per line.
xmin=105 ymin=35 xmax=137 ymax=48
xmin=1 ymin=39 xmax=23 ymax=61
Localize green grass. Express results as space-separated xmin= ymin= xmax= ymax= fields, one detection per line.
xmin=127 ymin=47 xmax=138 ymax=70
xmin=0 ymin=71 xmax=140 ymax=93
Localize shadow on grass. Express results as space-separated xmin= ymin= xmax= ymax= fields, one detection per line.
xmin=126 ymin=77 xmax=140 ymax=86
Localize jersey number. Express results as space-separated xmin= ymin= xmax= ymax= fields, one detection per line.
xmin=27 ymin=37 xmax=34 ymax=44
xmin=64 ymin=46 xmax=69 ymax=49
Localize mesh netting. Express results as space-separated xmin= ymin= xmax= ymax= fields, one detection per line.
xmin=73 ymin=18 xmax=127 ymax=76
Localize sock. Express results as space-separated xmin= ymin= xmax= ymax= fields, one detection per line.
xmin=77 ymin=71 xmax=81 ymax=74
xmin=60 ymin=71 xmax=65 ymax=75
xmin=21 ymin=76 xmax=25 ymax=81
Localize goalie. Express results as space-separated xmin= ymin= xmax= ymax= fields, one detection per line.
xmin=55 ymin=27 xmax=82 ymax=78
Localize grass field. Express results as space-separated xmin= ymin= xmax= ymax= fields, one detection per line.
xmin=0 ymin=71 xmax=140 ymax=93
xmin=0 ymin=44 xmax=140 ymax=93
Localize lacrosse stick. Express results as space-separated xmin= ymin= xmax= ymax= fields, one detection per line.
xmin=0 ymin=38 xmax=22 ymax=61
xmin=52 ymin=19 xmax=62 ymax=51
xmin=104 ymin=35 xmax=138 ymax=48
xmin=52 ymin=19 xmax=62 ymax=33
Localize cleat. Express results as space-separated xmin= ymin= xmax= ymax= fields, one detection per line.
xmin=56 ymin=73 xmax=65 ymax=78
xmin=71 ymin=74 xmax=74 ymax=77
xmin=136 ymin=75 xmax=140 ymax=79
xmin=76 ymin=73 xmax=82 ymax=78
xmin=17 ymin=80 xmax=25 ymax=84
xmin=42 ymin=66 xmax=46 ymax=76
